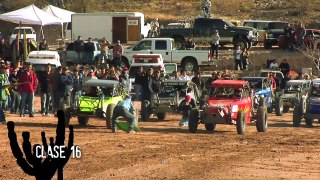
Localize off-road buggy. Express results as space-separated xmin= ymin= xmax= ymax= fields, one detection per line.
xmin=141 ymin=80 xmax=201 ymax=121
xmin=241 ymin=77 xmax=283 ymax=116
xmin=188 ymin=79 xmax=268 ymax=134
xmin=281 ymin=80 xmax=311 ymax=113
xmin=293 ymin=78 xmax=320 ymax=127
xmin=64 ymin=79 xmax=126 ymax=128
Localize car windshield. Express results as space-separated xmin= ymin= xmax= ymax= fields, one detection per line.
xmin=12 ymin=29 xmax=33 ymax=34
xmin=209 ymin=87 xmax=240 ymax=99
xmin=285 ymin=83 xmax=301 ymax=91
xmin=223 ymin=20 xmax=235 ymax=27
xmin=268 ymin=22 xmax=287 ymax=30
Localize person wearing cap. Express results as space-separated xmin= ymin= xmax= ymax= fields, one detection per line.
xmin=60 ymin=67 xmax=73 ymax=108
xmin=0 ymin=67 xmax=9 ymax=123
xmin=18 ymin=63 xmax=38 ymax=117
xmin=8 ymin=68 xmax=19 ymax=114
xmin=112 ymin=40 xmax=124 ymax=70
xmin=211 ymin=30 xmax=220 ymax=59
xmin=38 ymin=64 xmax=52 ymax=116
xmin=178 ymin=94 xmax=196 ymax=127
xmin=119 ymin=67 xmax=132 ymax=94
xmin=111 ymin=95 xmax=137 ymax=133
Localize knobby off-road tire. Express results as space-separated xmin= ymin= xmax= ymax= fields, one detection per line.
xmin=106 ymin=103 xmax=116 ymax=129
xmin=292 ymin=105 xmax=302 ymax=127
xmin=236 ymin=110 xmax=246 ymax=135
xmin=141 ymin=100 xmax=150 ymax=121
xmin=188 ymin=109 xmax=199 ymax=133
xmin=156 ymin=113 xmax=166 ymax=120
xmin=256 ymin=107 xmax=268 ymax=132
xmin=78 ymin=116 xmax=89 ymax=126
xmin=259 ymin=97 xmax=266 ymax=107
xmin=173 ymin=38 xmax=185 ymax=50
xmin=283 ymin=106 xmax=290 ymax=113
xmin=181 ymin=58 xmax=198 ymax=72
xmin=205 ymin=123 xmax=216 ymax=132
xmin=275 ymin=98 xmax=284 ymax=116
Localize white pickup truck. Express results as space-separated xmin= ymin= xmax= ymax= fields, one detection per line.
xmin=119 ymin=38 xmax=210 ymax=71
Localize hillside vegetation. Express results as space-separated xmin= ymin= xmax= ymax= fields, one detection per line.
xmin=0 ymin=0 xmax=319 ymax=27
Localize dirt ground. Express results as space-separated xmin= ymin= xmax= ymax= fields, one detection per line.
xmin=1 ymin=97 xmax=320 ymax=180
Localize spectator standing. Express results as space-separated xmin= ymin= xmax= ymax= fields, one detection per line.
xmin=112 ymin=40 xmax=124 ymax=70
xmin=185 ymin=37 xmax=195 ymax=50
xmin=50 ymin=66 xmax=62 ymax=113
xmin=60 ymin=67 xmax=73 ymax=108
xmin=234 ymin=45 xmax=242 ymax=70
xmin=141 ymin=67 xmax=153 ymax=102
xmin=10 ymin=35 xmax=23 ymax=63
xmin=134 ymin=66 xmax=145 ymax=100
xmin=296 ymin=22 xmax=306 ymax=48
xmin=205 ymin=71 xmax=220 ymax=90
xmin=284 ymin=23 xmax=295 ymax=50
xmin=150 ymin=18 xmax=160 ymax=37
xmin=0 ymin=67 xmax=8 ymax=123
xmin=38 ymin=64 xmax=52 ymax=116
xmin=0 ymin=38 xmax=8 ymax=60
xmin=119 ymin=67 xmax=132 ymax=94
xmin=191 ymin=70 xmax=204 ymax=91
xmin=211 ymin=30 xmax=220 ymax=59
xmin=39 ymin=39 xmax=49 ymax=51
xmin=148 ymin=70 xmax=161 ymax=107
xmin=18 ymin=63 xmax=38 ymax=117
xmin=100 ymin=38 xmax=111 ymax=63
xmin=9 ymin=68 xmax=19 ymax=114
xmin=279 ymin=59 xmax=290 ymax=75
xmin=71 ymin=69 xmax=82 ymax=108
xmin=26 ymin=38 xmax=37 ymax=55
xmin=241 ymin=48 xmax=249 ymax=70
xmin=74 ymin=36 xmax=84 ymax=64
xmin=170 ymin=71 xmax=180 ymax=80
xmin=84 ymin=37 xmax=95 ymax=65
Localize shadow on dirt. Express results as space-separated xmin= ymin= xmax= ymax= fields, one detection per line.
xmin=12 ymin=121 xmax=106 ymax=129
xmin=140 ymin=127 xmax=230 ymax=134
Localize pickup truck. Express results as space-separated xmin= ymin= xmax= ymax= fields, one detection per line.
xmin=120 ymin=38 xmax=210 ymax=71
xmin=159 ymin=18 xmax=258 ymax=50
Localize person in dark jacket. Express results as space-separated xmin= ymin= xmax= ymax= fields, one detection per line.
xmin=39 ymin=39 xmax=49 ymax=51
xmin=60 ymin=67 xmax=73 ymax=108
xmin=71 ymin=69 xmax=82 ymax=108
xmin=148 ymin=70 xmax=161 ymax=106
xmin=279 ymin=58 xmax=290 ymax=75
xmin=134 ymin=66 xmax=145 ymax=100
xmin=50 ymin=66 xmax=62 ymax=113
xmin=74 ymin=36 xmax=84 ymax=64
xmin=178 ymin=95 xmax=196 ymax=126
xmin=9 ymin=68 xmax=19 ymax=114
xmin=191 ymin=70 xmax=204 ymax=91
xmin=38 ymin=64 xmax=52 ymax=116
xmin=84 ymin=37 xmax=95 ymax=65
xmin=10 ymin=35 xmax=23 ymax=63
xmin=141 ymin=67 xmax=153 ymax=102
xmin=0 ymin=38 xmax=9 ymax=60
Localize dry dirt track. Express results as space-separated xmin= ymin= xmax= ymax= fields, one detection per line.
xmin=1 ymin=98 xmax=320 ymax=180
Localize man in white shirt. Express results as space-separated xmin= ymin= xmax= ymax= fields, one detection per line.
xmin=234 ymin=45 xmax=242 ymax=70
xmin=179 ymin=69 xmax=191 ymax=80
xmin=269 ymin=59 xmax=279 ymax=68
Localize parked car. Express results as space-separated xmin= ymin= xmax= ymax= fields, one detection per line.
xmin=119 ymin=38 xmax=210 ymax=71
xmin=9 ymin=27 xmax=37 ymax=43
xmin=159 ymin=17 xmax=258 ymax=50
xmin=243 ymin=20 xmax=272 ymax=43
xmin=27 ymin=51 xmax=61 ymax=73
xmin=292 ymin=78 xmax=320 ymax=127
xmin=188 ymin=79 xmax=268 ymax=134
xmin=165 ymin=22 xmax=191 ymax=29
xmin=278 ymin=29 xmax=320 ymax=49
xmin=65 ymin=41 xmax=102 ymax=65
xmin=264 ymin=21 xmax=289 ymax=49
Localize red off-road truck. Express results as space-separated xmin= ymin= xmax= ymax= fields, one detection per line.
xmin=188 ymin=80 xmax=268 ymax=134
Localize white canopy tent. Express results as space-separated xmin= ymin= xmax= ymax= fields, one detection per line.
xmin=0 ymin=4 xmax=63 ymax=39
xmin=42 ymin=5 xmax=74 ymax=23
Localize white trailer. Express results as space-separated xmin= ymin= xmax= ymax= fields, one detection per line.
xmin=70 ymin=12 xmax=150 ymax=44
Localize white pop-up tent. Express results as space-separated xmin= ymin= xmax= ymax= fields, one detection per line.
xmin=0 ymin=4 xmax=63 ymax=38
xmin=42 ymin=5 xmax=74 ymax=23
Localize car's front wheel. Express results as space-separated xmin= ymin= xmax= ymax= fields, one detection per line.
xmin=106 ymin=103 xmax=116 ymax=129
